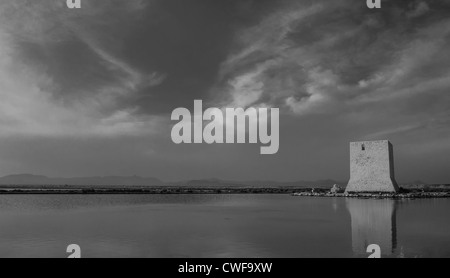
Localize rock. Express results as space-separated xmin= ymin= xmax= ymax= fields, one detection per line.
xmin=330 ymin=184 xmax=342 ymax=194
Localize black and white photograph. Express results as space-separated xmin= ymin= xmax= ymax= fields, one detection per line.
xmin=0 ymin=0 xmax=449 ymax=262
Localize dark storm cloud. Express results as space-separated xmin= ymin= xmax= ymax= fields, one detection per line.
xmin=0 ymin=0 xmax=449 ymax=183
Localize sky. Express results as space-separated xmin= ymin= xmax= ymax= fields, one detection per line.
xmin=0 ymin=0 xmax=449 ymax=183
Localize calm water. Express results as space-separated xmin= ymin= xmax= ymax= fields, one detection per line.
xmin=0 ymin=194 xmax=449 ymax=258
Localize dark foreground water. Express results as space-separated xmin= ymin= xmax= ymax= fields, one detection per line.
xmin=0 ymin=194 xmax=449 ymax=258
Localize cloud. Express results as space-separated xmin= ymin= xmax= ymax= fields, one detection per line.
xmin=213 ymin=0 xmax=450 ymax=139
xmin=81 ymin=36 xmax=166 ymax=92
xmin=0 ymin=0 xmax=166 ymax=138
xmin=407 ymin=1 xmax=430 ymax=18
xmin=285 ymin=68 xmax=339 ymax=116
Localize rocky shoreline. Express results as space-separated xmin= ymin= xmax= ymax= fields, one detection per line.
xmin=0 ymin=186 xmax=310 ymax=195
xmin=0 ymin=185 xmax=449 ymax=198
xmin=293 ymin=191 xmax=450 ymax=199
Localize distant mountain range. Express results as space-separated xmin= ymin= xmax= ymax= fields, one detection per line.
xmin=0 ymin=174 xmax=163 ymax=186
xmin=0 ymin=174 xmax=343 ymax=187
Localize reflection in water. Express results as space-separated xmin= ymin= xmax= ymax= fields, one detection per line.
xmin=346 ymin=199 xmax=397 ymax=256
xmin=0 ymin=195 xmax=449 ymax=257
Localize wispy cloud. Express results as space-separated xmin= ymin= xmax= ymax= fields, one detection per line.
xmin=214 ymin=0 xmax=450 ymax=140
xmin=0 ymin=0 xmax=166 ymax=138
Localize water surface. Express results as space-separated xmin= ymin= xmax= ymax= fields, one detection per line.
xmin=0 ymin=194 xmax=449 ymax=258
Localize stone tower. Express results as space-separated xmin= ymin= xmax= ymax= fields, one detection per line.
xmin=346 ymin=140 xmax=399 ymax=193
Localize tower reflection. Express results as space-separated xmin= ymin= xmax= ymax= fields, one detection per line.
xmin=346 ymin=198 xmax=397 ymax=257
